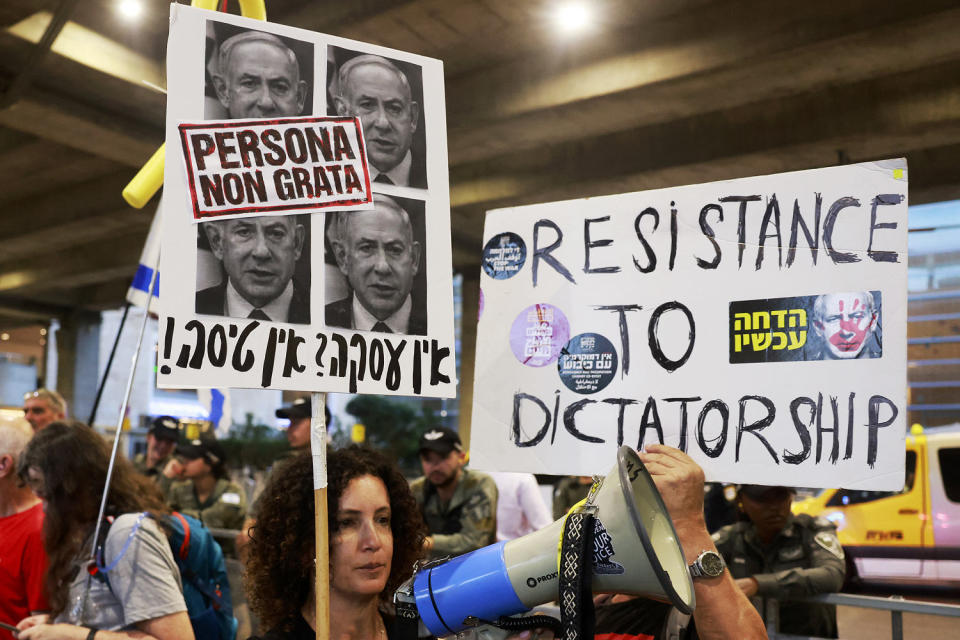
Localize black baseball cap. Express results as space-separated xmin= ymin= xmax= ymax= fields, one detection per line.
xmin=739 ymin=485 xmax=795 ymax=502
xmin=176 ymin=438 xmax=225 ymax=466
xmin=149 ymin=416 xmax=180 ymax=442
xmin=418 ymin=427 xmax=463 ymax=455
xmin=276 ymin=397 xmax=311 ymax=420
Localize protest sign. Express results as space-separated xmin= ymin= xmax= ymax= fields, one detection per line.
xmin=178 ymin=116 xmax=372 ymax=220
xmin=471 ymin=159 xmax=908 ymax=489
xmin=158 ymin=5 xmax=456 ymax=397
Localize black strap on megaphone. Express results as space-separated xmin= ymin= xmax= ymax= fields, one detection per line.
xmin=557 ymin=509 xmax=596 ymax=640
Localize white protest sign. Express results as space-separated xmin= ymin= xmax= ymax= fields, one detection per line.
xmin=158 ymin=5 xmax=456 ymax=398
xmin=178 ymin=116 xmax=372 ymax=220
xmin=471 ymin=159 xmax=908 ymax=490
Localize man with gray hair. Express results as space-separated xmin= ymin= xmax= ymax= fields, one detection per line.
xmin=22 ymin=388 xmax=66 ymax=433
xmin=197 ymin=215 xmax=309 ymax=323
xmin=0 ymin=415 xmax=49 ymax=628
xmin=332 ymin=53 xmax=426 ymax=188
xmin=213 ymin=30 xmax=307 ymax=119
xmin=811 ymin=291 xmax=880 ymax=359
xmin=326 ymin=195 xmax=426 ymax=334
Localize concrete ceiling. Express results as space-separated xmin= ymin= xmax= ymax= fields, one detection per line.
xmin=1 ymin=0 xmax=959 ymax=323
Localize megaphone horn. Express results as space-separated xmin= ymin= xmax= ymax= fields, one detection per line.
xmin=410 ymin=446 xmax=695 ymax=636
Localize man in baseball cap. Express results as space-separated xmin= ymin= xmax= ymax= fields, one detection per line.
xmin=133 ymin=416 xmax=180 ymax=496
xmin=274 ymin=396 xmax=331 ymax=450
xmin=410 ymin=426 xmax=497 ymax=559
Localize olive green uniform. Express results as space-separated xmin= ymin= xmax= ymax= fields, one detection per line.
xmin=132 ymin=452 xmax=175 ymax=499
xmin=411 ymin=468 xmax=498 ymax=560
xmin=712 ymin=513 xmax=846 ymax=638
xmin=168 ymin=478 xmax=247 ymax=556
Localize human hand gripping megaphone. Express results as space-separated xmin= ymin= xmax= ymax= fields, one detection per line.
xmin=398 ymin=446 xmax=695 ymax=637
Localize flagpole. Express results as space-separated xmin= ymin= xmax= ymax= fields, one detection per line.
xmin=88 ymin=254 xmax=159 ymax=561
xmin=87 ymin=302 xmax=131 ymax=426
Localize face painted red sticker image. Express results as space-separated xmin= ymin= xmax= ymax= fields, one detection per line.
xmin=812 ymin=291 xmax=880 ymax=359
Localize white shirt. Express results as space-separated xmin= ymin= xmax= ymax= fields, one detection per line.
xmin=488 ymin=471 xmax=553 ymax=541
xmin=352 ymin=294 xmax=412 ymax=333
xmin=225 ymin=279 xmax=293 ymax=322
xmin=371 ymin=150 xmax=412 ymax=186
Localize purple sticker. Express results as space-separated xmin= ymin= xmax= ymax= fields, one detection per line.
xmin=478 ymin=288 xmax=484 ymax=320
xmin=510 ymin=303 xmax=570 ymax=367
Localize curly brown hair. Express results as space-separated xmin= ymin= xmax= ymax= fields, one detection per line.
xmin=17 ymin=421 xmax=169 ymax=618
xmin=245 ymin=446 xmax=426 ymax=630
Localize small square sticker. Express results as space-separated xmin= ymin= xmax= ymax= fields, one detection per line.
xmin=893 ymin=168 xmax=904 ymax=180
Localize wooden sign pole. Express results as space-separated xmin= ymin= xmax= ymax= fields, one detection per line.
xmin=311 ymin=392 xmax=330 ymax=640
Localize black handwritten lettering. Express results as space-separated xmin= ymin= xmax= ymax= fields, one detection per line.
xmin=785 ymin=396 xmax=818 ymax=464
xmin=648 ymin=301 xmax=695 ymax=372
xmin=584 ymin=216 xmax=620 ymax=274
xmin=867 ymin=395 xmax=898 ymax=468
xmin=736 ymin=396 xmax=778 ymax=463
xmin=696 ymin=203 xmax=723 ymax=269
xmin=533 ymin=219 xmax=575 ymax=286
xmin=665 ymin=397 xmax=701 ymax=452
xmin=756 ymin=195 xmax=782 ymax=270
xmin=823 ymin=196 xmax=861 ymax=264
xmin=868 ymin=194 xmax=903 ymax=263
xmin=595 ymin=304 xmax=642 ymax=375
xmin=632 ymin=208 xmax=659 ymax=273
xmin=603 ymin=398 xmax=637 ymax=447
xmin=638 ymin=397 xmax=664 ymax=448
xmin=719 ymin=195 xmax=761 ymax=268
xmin=696 ymin=399 xmax=729 ymax=458
xmin=513 ymin=392 xmax=551 ymax=447
xmin=786 ymin=194 xmax=821 ymax=267
xmin=563 ymin=399 xmax=604 ymax=443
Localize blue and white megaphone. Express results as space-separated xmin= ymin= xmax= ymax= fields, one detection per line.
xmin=404 ymin=446 xmax=695 ymax=636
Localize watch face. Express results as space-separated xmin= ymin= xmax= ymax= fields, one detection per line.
xmin=701 ymin=552 xmax=724 ymax=576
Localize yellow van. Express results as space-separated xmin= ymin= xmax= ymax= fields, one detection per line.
xmin=791 ymin=424 xmax=960 ymax=585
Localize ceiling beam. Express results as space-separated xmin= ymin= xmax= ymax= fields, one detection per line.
xmin=446 ymin=1 xmax=960 ymax=166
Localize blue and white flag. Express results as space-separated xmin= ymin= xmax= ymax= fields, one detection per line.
xmin=197 ymin=387 xmax=232 ymax=439
xmin=126 ymin=198 xmax=162 ymax=311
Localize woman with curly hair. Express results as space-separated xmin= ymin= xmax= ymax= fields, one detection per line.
xmin=15 ymin=421 xmax=194 ymax=640
xmin=246 ymin=446 xmax=426 ymax=640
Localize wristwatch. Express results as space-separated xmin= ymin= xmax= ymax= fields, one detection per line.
xmin=688 ymin=550 xmax=725 ymax=579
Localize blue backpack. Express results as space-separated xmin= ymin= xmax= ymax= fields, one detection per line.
xmin=167 ymin=512 xmax=238 ymax=640
xmin=95 ymin=512 xmax=238 ymax=640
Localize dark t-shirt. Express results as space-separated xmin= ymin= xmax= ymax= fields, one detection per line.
xmin=249 ymin=612 xmax=398 ymax=640
xmin=593 ymin=598 xmax=673 ymax=640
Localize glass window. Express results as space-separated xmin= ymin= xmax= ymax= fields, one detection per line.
xmin=938 ymin=447 xmax=960 ymax=503
xmin=826 ymin=450 xmax=917 ymax=506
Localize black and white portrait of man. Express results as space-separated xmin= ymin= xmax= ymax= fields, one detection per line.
xmin=325 ymin=195 xmax=426 ymax=334
xmin=328 ymin=48 xmax=427 ymax=189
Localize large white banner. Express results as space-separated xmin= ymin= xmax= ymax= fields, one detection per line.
xmin=158 ymin=5 xmax=456 ymax=397
xmin=471 ymin=160 xmax=908 ymax=489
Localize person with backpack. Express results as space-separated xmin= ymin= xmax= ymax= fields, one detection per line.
xmin=14 ymin=421 xmax=211 ymax=640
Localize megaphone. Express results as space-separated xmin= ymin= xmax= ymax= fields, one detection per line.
xmin=409 ymin=446 xmax=695 ymax=636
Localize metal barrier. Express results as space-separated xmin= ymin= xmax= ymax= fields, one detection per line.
xmin=764 ymin=593 xmax=960 ymax=640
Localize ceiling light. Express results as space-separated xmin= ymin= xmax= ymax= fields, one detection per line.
xmin=0 ymin=333 xmax=9 ymax=341
xmin=118 ymin=0 xmax=143 ymax=20
xmin=554 ymin=2 xmax=591 ymax=34
xmin=39 ymin=328 xmax=47 ymax=336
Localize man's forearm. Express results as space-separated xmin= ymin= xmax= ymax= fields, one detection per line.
xmin=674 ymin=519 xmax=767 ymax=640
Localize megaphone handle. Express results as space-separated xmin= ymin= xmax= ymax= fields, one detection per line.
xmin=558 ymin=512 xmax=596 ymax=640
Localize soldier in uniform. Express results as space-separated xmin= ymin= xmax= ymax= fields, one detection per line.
xmin=410 ymin=426 xmax=498 ymax=560
xmin=712 ymin=484 xmax=845 ymax=638
xmin=132 ymin=415 xmax=180 ymax=499
xmin=168 ymin=437 xmax=247 ymax=556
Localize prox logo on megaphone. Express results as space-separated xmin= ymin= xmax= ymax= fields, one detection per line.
xmin=409 ymin=446 xmax=695 ymax=636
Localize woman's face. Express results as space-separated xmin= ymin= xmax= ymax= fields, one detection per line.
xmin=330 ymin=474 xmax=394 ymax=598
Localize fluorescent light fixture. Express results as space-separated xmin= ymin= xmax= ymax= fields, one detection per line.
xmin=555 ymin=2 xmax=591 ymax=34
xmin=118 ymin=0 xmax=143 ymax=20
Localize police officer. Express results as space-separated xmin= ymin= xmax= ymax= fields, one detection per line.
xmin=712 ymin=484 xmax=845 ymax=638
xmin=168 ymin=437 xmax=247 ymax=556
xmin=132 ymin=416 xmax=180 ymax=498
xmin=410 ymin=427 xmax=498 ymax=560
